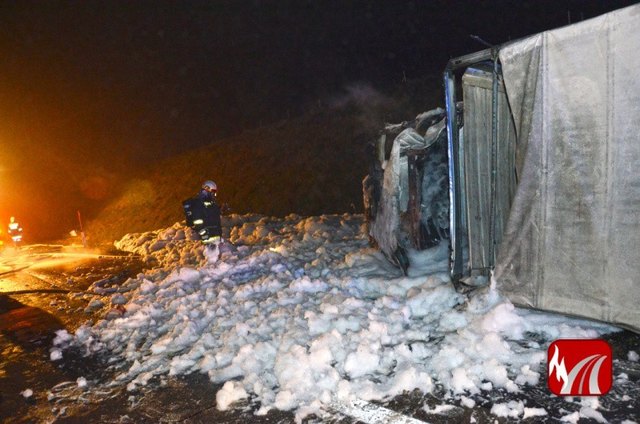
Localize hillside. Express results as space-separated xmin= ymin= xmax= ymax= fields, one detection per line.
xmin=84 ymin=78 xmax=443 ymax=244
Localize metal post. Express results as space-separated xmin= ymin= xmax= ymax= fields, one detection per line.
xmin=444 ymin=69 xmax=463 ymax=280
xmin=407 ymin=152 xmax=424 ymax=249
xmin=489 ymin=50 xmax=499 ymax=268
xmin=77 ymin=210 xmax=87 ymax=248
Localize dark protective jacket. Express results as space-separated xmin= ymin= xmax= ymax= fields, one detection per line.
xmin=183 ymin=193 xmax=222 ymax=242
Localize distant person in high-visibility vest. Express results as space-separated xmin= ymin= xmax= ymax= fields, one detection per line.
xmin=8 ymin=216 xmax=23 ymax=247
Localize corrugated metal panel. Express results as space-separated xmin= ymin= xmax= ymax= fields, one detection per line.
xmin=461 ymin=64 xmax=517 ymax=275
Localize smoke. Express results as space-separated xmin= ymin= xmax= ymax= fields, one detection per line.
xmin=328 ymin=83 xmax=391 ymax=110
xmin=326 ymin=83 xmax=399 ymax=132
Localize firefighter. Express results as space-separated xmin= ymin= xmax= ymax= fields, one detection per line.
xmin=8 ymin=216 xmax=23 ymax=247
xmin=182 ymin=180 xmax=222 ymax=245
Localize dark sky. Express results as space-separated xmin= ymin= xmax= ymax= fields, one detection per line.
xmin=0 ymin=0 xmax=637 ymax=240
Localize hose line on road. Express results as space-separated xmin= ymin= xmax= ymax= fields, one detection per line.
xmin=0 ymin=288 xmax=82 ymax=295
xmin=0 ymin=266 xmax=30 ymax=277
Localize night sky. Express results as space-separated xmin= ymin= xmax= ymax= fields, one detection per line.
xmin=1 ymin=0 xmax=637 ymax=240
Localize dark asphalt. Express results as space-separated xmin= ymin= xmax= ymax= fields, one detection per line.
xmin=1 ymin=247 xmax=639 ymax=423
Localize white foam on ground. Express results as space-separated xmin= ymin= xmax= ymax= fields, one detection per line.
xmin=53 ymin=214 xmax=620 ymax=421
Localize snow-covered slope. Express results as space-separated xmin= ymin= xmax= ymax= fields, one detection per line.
xmin=53 ymin=213 xmax=619 ymax=422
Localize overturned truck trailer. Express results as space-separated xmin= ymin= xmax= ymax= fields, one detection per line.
xmin=367 ymin=5 xmax=640 ymax=332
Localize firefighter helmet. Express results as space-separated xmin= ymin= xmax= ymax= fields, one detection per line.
xmin=202 ymin=180 xmax=217 ymax=192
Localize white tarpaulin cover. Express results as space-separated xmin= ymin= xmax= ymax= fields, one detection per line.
xmin=494 ymin=5 xmax=640 ymax=332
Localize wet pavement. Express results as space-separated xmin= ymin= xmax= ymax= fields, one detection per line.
xmin=1 ymin=245 xmax=639 ymax=423
xmin=0 ymin=245 xmax=142 ymax=423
